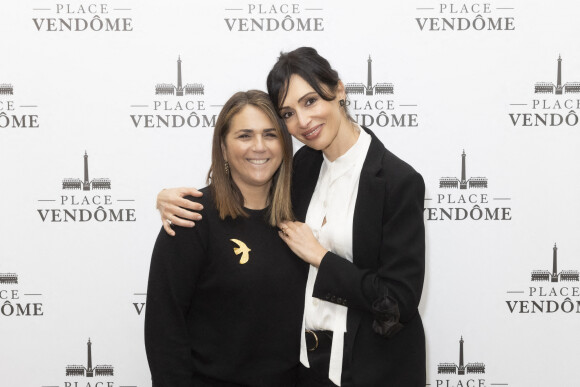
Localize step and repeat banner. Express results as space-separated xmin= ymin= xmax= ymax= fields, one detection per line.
xmin=1 ymin=1 xmax=579 ymax=386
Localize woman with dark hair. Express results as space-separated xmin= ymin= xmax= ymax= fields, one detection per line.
xmin=145 ymin=90 xmax=307 ymax=387
xmin=157 ymin=48 xmax=426 ymax=387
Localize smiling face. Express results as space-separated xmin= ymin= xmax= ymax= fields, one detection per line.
xmin=222 ymin=105 xmax=283 ymax=196
xmin=278 ymin=74 xmax=351 ymax=160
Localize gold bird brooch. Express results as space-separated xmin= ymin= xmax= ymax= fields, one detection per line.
xmin=230 ymin=239 xmax=251 ymax=264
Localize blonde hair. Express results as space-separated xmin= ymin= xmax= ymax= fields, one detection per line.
xmin=207 ymin=90 xmax=294 ymax=226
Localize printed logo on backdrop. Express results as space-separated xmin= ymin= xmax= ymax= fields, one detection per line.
xmin=505 ymin=243 xmax=580 ymax=314
xmin=509 ymin=55 xmax=580 ymax=127
xmin=345 ymin=56 xmax=419 ymax=129
xmin=36 ymin=151 xmax=136 ymax=223
xmin=42 ymin=338 xmax=139 ymax=387
xmin=32 ymin=3 xmax=134 ymax=32
xmin=224 ymin=3 xmax=324 ymax=32
xmin=424 ymin=150 xmax=512 ymax=221
xmin=130 ymin=56 xmax=219 ymax=129
xmin=0 ymin=272 xmax=44 ymax=318
xmin=132 ymin=292 xmax=146 ymax=316
xmin=430 ymin=336 xmax=509 ymax=387
xmin=415 ymin=2 xmax=515 ymax=32
xmin=0 ymin=83 xmax=40 ymax=128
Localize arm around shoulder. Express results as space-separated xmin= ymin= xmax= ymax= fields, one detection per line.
xmin=157 ymin=187 xmax=204 ymax=235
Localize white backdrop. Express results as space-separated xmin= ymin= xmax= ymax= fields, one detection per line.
xmin=1 ymin=1 xmax=580 ymax=386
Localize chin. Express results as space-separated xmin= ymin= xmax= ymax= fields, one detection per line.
xmin=249 ymin=174 xmax=276 ymax=186
xmin=303 ymin=136 xmax=330 ymax=151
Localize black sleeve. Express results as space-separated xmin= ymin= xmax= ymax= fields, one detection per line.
xmin=145 ymin=222 xmax=207 ymax=387
xmin=312 ymin=171 xmax=425 ymax=335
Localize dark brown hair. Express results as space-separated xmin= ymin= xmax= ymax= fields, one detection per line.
xmin=207 ymin=90 xmax=294 ymax=226
xmin=267 ymin=47 xmax=342 ymax=111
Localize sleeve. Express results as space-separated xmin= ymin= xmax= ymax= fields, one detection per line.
xmin=312 ymin=170 xmax=425 ymax=338
xmin=145 ymin=222 xmax=207 ymax=387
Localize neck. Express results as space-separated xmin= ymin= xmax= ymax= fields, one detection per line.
xmin=322 ymin=119 xmax=359 ymax=162
xmin=235 ymin=180 xmax=271 ymax=209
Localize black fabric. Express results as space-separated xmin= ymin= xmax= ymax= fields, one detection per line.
xmin=305 ymin=330 xmax=333 ymax=353
xmin=145 ymin=187 xmax=308 ymax=387
xmin=191 ymin=367 xmax=299 ymax=387
xmin=291 ymin=127 xmax=426 ymax=387
xmin=297 ymin=331 xmax=354 ymax=387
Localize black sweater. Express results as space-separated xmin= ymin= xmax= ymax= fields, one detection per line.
xmin=145 ymin=187 xmax=307 ymax=387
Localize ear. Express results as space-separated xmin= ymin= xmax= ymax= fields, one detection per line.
xmin=337 ymin=80 xmax=346 ymax=100
xmin=221 ymin=141 xmax=227 ymax=162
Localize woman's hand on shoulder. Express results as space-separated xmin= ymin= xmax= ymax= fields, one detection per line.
xmin=278 ymin=221 xmax=327 ymax=267
xmin=157 ymin=187 xmax=203 ymax=236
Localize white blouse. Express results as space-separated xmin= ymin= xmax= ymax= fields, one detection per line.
xmin=300 ymin=125 xmax=372 ymax=386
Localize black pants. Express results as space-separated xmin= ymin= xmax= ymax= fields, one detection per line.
xmin=191 ymin=369 xmax=297 ymax=387
xmin=297 ymin=331 xmax=354 ymax=387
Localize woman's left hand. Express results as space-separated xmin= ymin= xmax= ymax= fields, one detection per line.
xmin=278 ymin=221 xmax=327 ymax=267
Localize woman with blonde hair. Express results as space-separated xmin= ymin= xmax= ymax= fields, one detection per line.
xmin=145 ymin=90 xmax=307 ymax=387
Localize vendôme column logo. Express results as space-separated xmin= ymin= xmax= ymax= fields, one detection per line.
xmin=414 ymin=1 xmax=515 ymax=32
xmin=424 ymin=150 xmax=512 ymax=221
xmin=509 ymin=55 xmax=580 ymax=127
xmin=505 ymin=243 xmax=580 ymax=314
xmin=223 ymin=3 xmax=324 ymax=32
xmin=0 ymin=272 xmax=44 ymax=318
xmin=0 ymin=82 xmax=40 ymax=128
xmin=41 ymin=338 xmax=139 ymax=387
xmin=345 ymin=56 xmax=419 ymax=129
xmin=66 ymin=339 xmax=113 ymax=378
xmin=130 ymin=56 xmax=218 ymax=129
xmin=32 ymin=2 xmax=134 ymax=32
xmin=430 ymin=336 xmax=509 ymax=387
xmin=36 ymin=151 xmax=136 ymax=223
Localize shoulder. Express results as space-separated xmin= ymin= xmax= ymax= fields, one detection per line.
xmin=175 ymin=186 xmax=215 ymax=239
xmin=293 ymin=144 xmax=322 ymax=167
xmin=183 ymin=186 xmax=214 ymax=215
xmin=363 ymin=126 xmax=424 ymax=189
xmin=292 ymin=145 xmax=324 ymax=189
xmin=380 ymin=147 xmax=423 ymax=188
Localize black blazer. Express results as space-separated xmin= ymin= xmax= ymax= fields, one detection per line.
xmin=291 ymin=127 xmax=426 ymax=387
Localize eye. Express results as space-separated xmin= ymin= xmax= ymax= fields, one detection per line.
xmin=281 ymin=111 xmax=293 ymax=120
xmin=265 ymin=132 xmax=278 ymax=138
xmin=237 ymin=134 xmax=250 ymax=139
xmin=305 ymin=97 xmax=317 ymax=106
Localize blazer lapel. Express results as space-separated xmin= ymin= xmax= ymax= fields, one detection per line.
xmin=347 ymin=127 xmax=387 ymax=365
xmin=352 ymin=128 xmax=386 ymax=269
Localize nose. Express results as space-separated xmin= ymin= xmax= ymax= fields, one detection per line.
xmin=252 ymin=135 xmax=267 ymax=152
xmin=296 ymin=110 xmax=310 ymax=129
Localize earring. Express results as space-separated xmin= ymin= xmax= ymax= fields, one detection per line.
xmin=339 ymin=99 xmax=345 ymax=107
xmin=224 ymin=161 xmax=230 ymax=175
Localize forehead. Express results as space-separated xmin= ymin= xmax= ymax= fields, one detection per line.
xmin=282 ymin=75 xmax=316 ymax=106
xmin=229 ymin=105 xmax=274 ymax=130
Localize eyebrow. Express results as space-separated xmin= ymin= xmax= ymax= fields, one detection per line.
xmin=233 ymin=128 xmax=277 ymax=134
xmin=280 ymin=91 xmax=317 ymax=110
